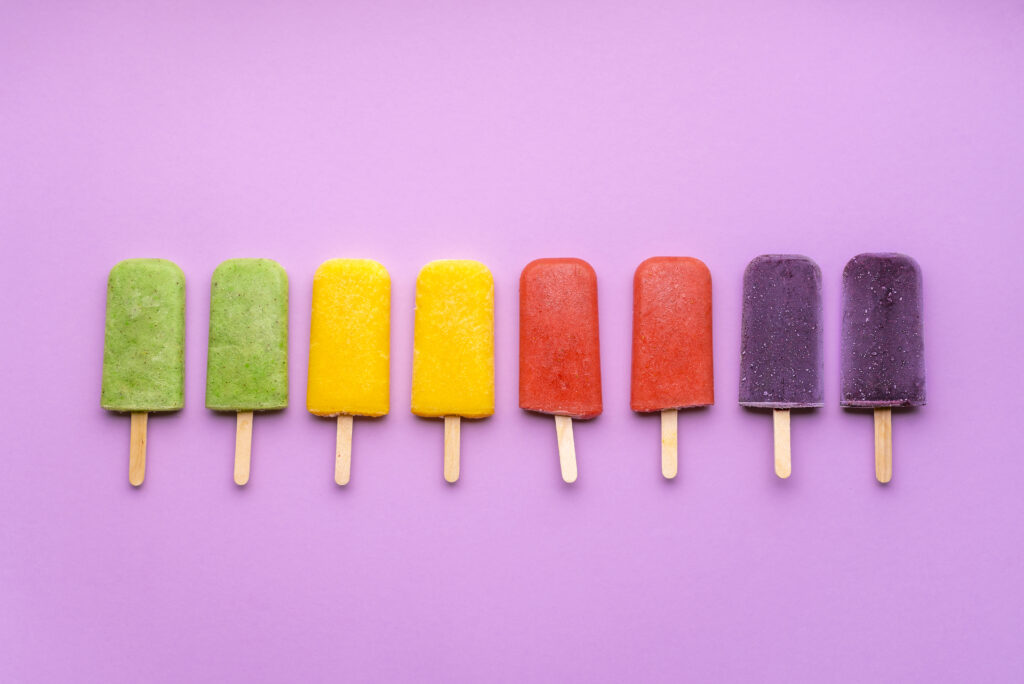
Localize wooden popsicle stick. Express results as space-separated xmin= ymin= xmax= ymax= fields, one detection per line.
xmin=874 ymin=407 xmax=892 ymax=484
xmin=234 ymin=411 xmax=253 ymax=486
xmin=129 ymin=412 xmax=148 ymax=487
xmin=336 ymin=415 xmax=353 ymax=486
xmin=554 ymin=414 xmax=578 ymax=483
xmin=773 ymin=409 xmax=791 ymax=479
xmin=661 ymin=409 xmax=678 ymax=480
xmin=444 ymin=415 xmax=460 ymax=483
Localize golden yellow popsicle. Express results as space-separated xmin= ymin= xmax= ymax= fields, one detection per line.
xmin=307 ymin=259 xmax=390 ymax=485
xmin=411 ymin=260 xmax=494 ymax=483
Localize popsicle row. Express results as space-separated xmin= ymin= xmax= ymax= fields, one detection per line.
xmin=101 ymin=254 xmax=925 ymax=488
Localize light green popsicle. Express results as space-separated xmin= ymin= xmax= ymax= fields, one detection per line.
xmin=205 ymin=259 xmax=289 ymax=411
xmin=101 ymin=259 xmax=185 ymax=412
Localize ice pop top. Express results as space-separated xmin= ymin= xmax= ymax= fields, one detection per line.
xmin=738 ymin=255 xmax=823 ymax=408
xmin=631 ymin=257 xmax=714 ymax=412
xmin=840 ymin=253 xmax=925 ymax=407
xmin=307 ymin=259 xmax=390 ymax=417
xmin=205 ymin=259 xmax=289 ymax=411
xmin=519 ymin=258 xmax=602 ymax=419
xmin=411 ymin=260 xmax=494 ymax=418
xmin=101 ymin=259 xmax=186 ymax=412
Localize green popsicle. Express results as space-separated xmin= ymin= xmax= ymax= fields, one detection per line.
xmin=101 ymin=258 xmax=185 ymax=486
xmin=205 ymin=259 xmax=288 ymax=485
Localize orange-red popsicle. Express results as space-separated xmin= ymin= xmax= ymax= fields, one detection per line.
xmin=519 ymin=258 xmax=602 ymax=419
xmin=631 ymin=257 xmax=714 ymax=412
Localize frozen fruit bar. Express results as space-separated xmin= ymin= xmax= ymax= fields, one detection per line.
xmin=631 ymin=257 xmax=713 ymax=479
xmin=631 ymin=257 xmax=713 ymax=412
xmin=206 ymin=258 xmax=289 ymax=485
xmin=739 ymin=254 xmax=823 ymax=479
xmin=307 ymin=258 xmax=390 ymax=485
xmin=739 ymin=255 xmax=823 ymax=409
xmin=411 ymin=260 xmax=494 ymax=419
xmin=101 ymin=258 xmax=186 ymax=486
xmin=519 ymin=258 xmax=602 ymax=483
xmin=411 ymin=260 xmax=494 ymax=483
xmin=841 ymin=252 xmax=925 ymax=483
xmin=307 ymin=259 xmax=390 ymax=417
xmin=206 ymin=259 xmax=289 ymax=411
xmin=102 ymin=259 xmax=186 ymax=412
xmin=841 ymin=253 xmax=925 ymax=408
xmin=519 ymin=258 xmax=602 ymax=419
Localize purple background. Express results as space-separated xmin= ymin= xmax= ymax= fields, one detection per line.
xmin=2 ymin=2 xmax=1023 ymax=682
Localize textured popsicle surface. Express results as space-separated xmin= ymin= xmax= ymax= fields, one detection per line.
xmin=631 ymin=257 xmax=714 ymax=412
xmin=841 ymin=253 xmax=925 ymax=407
xmin=739 ymin=255 xmax=823 ymax=408
xmin=101 ymin=259 xmax=185 ymax=412
xmin=307 ymin=259 xmax=390 ymax=417
xmin=411 ymin=260 xmax=494 ymax=418
xmin=205 ymin=259 xmax=289 ymax=411
xmin=519 ymin=258 xmax=602 ymax=419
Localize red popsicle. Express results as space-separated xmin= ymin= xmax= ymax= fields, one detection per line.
xmin=519 ymin=258 xmax=602 ymax=482
xmin=630 ymin=257 xmax=713 ymax=479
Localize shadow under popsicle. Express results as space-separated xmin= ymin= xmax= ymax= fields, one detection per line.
xmin=742 ymin=405 xmax=819 ymax=481
xmin=210 ymin=407 xmax=288 ymax=488
xmin=102 ymin=407 xmax=185 ymax=489
xmin=635 ymin=406 xmax=711 ymax=482
xmin=842 ymin=405 xmax=922 ymax=485
xmin=519 ymin=408 xmax=597 ymax=487
xmin=308 ymin=413 xmax=390 ymax=488
xmin=410 ymin=414 xmax=492 ymax=485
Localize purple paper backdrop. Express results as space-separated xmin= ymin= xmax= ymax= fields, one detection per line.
xmin=2 ymin=2 xmax=1023 ymax=682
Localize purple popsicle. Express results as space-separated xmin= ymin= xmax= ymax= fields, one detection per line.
xmin=841 ymin=253 xmax=925 ymax=407
xmin=840 ymin=253 xmax=925 ymax=483
xmin=739 ymin=255 xmax=824 ymax=408
xmin=738 ymin=255 xmax=823 ymax=478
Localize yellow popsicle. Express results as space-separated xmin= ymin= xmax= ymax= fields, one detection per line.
xmin=307 ymin=259 xmax=390 ymax=485
xmin=307 ymin=259 xmax=390 ymax=417
xmin=412 ymin=260 xmax=494 ymax=417
xmin=412 ymin=260 xmax=494 ymax=483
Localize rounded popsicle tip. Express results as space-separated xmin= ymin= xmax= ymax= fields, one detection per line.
xmin=211 ymin=258 xmax=288 ymax=292
xmin=109 ymin=258 xmax=186 ymax=282
xmin=636 ymin=255 xmax=709 ymax=273
xmin=217 ymin=256 xmax=286 ymax=273
xmin=521 ymin=257 xmax=596 ymax=285
xmin=314 ymin=258 xmax=389 ymax=283
xmin=417 ymin=259 xmax=492 ymax=282
xmin=634 ymin=256 xmax=710 ymax=288
xmin=744 ymin=254 xmax=822 ymax=281
xmin=843 ymin=253 xmax=921 ymax=280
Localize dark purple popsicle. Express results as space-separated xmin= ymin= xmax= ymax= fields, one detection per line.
xmin=840 ymin=253 xmax=925 ymax=407
xmin=739 ymin=255 xmax=823 ymax=408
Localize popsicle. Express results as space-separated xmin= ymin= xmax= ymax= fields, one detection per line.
xmin=631 ymin=257 xmax=713 ymax=479
xmin=739 ymin=255 xmax=823 ymax=478
xmin=101 ymin=259 xmax=185 ymax=486
xmin=307 ymin=259 xmax=390 ymax=485
xmin=841 ymin=253 xmax=925 ymax=483
xmin=206 ymin=259 xmax=289 ymax=485
xmin=411 ymin=260 xmax=494 ymax=483
xmin=519 ymin=258 xmax=602 ymax=483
